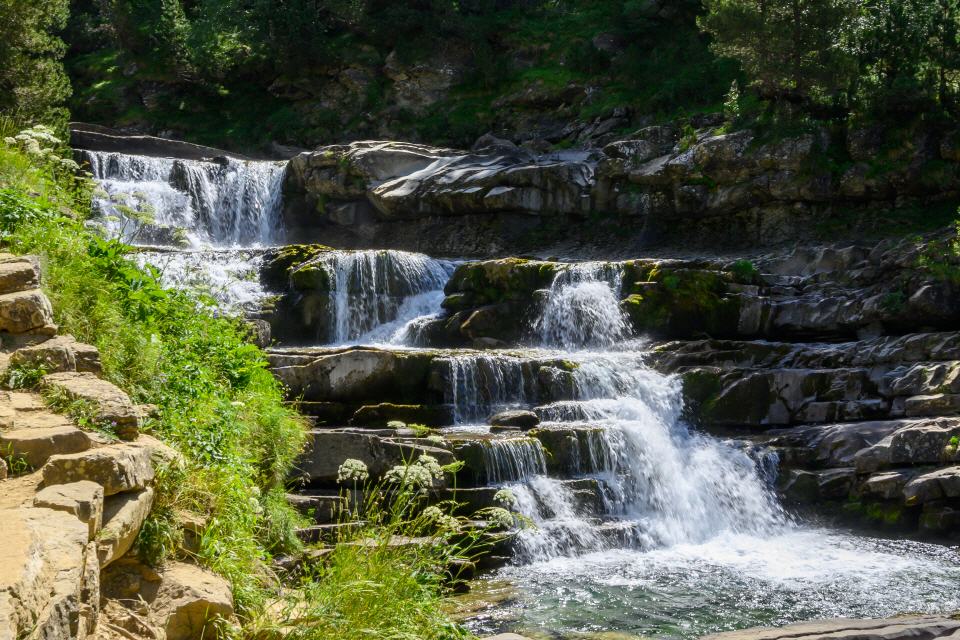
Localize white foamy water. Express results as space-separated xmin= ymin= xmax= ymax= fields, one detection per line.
xmin=534 ymin=262 xmax=630 ymax=349
xmin=133 ymin=249 xmax=269 ymax=313
xmin=83 ymin=150 xmax=286 ymax=248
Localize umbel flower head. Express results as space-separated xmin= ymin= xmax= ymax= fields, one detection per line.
xmin=384 ymin=462 xmax=435 ymax=490
xmin=337 ymin=458 xmax=370 ymax=484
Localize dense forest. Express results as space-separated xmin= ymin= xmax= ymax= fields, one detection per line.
xmin=4 ymin=0 xmax=960 ymax=151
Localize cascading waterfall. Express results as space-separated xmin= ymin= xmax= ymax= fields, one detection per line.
xmin=450 ymin=264 xmax=785 ymax=562
xmin=483 ymin=438 xmax=549 ymax=484
xmin=440 ymin=353 xmax=538 ymax=424
xmin=297 ymin=250 xmax=456 ymax=344
xmin=533 ymin=261 xmax=630 ymax=349
xmin=83 ymin=150 xmax=286 ymax=248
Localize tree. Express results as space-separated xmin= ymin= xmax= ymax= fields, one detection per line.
xmin=699 ymin=0 xmax=861 ymax=115
xmin=0 ymin=0 xmax=72 ymax=127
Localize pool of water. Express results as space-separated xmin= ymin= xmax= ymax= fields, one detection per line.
xmin=463 ymin=528 xmax=960 ymax=639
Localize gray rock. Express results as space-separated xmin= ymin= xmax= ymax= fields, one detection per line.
xmin=490 ymin=410 xmax=540 ymax=430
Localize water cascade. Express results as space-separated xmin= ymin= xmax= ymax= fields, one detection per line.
xmin=295 ymin=249 xmax=456 ymax=345
xmin=83 ymin=150 xmax=286 ymax=247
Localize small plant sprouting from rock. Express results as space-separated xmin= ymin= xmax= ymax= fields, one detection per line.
xmin=945 ymin=436 xmax=960 ymax=459
xmin=917 ymin=220 xmax=960 ymax=284
xmin=730 ymin=259 xmax=759 ymax=284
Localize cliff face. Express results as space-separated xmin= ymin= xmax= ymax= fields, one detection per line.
xmin=280 ymin=121 xmax=960 ymax=256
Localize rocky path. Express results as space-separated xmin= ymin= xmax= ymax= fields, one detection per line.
xmin=0 ymin=254 xmax=231 ymax=640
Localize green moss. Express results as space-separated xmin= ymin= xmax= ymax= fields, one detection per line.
xmin=622 ymin=267 xmax=740 ymax=338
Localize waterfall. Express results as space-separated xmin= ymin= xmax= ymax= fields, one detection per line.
xmin=440 ymin=353 xmax=538 ymax=423
xmin=483 ymin=438 xmax=548 ymax=484
xmin=82 ymin=150 xmax=286 ymax=248
xmin=533 ymin=262 xmax=630 ymax=349
xmin=298 ymin=250 xmax=456 ymax=344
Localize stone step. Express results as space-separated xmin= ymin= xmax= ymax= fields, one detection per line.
xmin=0 ymin=410 xmax=75 ymax=431
xmin=0 ymin=289 xmax=54 ymax=334
xmin=42 ymin=372 xmax=142 ymax=439
xmin=286 ymin=493 xmax=345 ymax=524
xmin=0 ymin=424 xmax=92 ymax=469
xmin=9 ymin=335 xmax=102 ymax=375
xmin=0 ymin=256 xmax=40 ymax=296
xmin=41 ymin=439 xmax=159 ymax=496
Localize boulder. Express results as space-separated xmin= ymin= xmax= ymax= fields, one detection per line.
xmin=0 ymin=502 xmax=98 ymax=640
xmin=101 ymin=559 xmax=233 ymax=640
xmin=33 ymin=480 xmax=104 ymax=540
xmin=0 ymin=257 xmax=39 ymax=294
xmin=41 ymin=439 xmax=158 ymax=496
xmin=860 ymin=470 xmax=914 ymax=500
xmin=98 ymin=488 xmax=155 ymax=567
xmin=153 ymin=562 xmax=234 ymax=640
xmin=854 ymin=418 xmax=960 ymax=472
xmin=10 ymin=335 xmax=101 ymax=374
xmin=902 ymin=466 xmax=960 ymax=505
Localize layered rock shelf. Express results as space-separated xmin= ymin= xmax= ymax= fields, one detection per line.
xmin=0 ymin=254 xmax=232 ymax=640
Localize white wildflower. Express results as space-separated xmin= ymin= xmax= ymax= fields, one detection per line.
xmin=426 ymin=434 xmax=445 ymax=445
xmin=486 ymin=507 xmax=514 ymax=530
xmin=336 ymin=458 xmax=369 ymax=484
xmin=384 ymin=463 xmax=434 ymax=490
xmin=417 ymin=454 xmax=444 ymax=480
xmin=493 ymin=488 xmax=516 ymax=507
xmin=387 ymin=420 xmax=406 ymax=429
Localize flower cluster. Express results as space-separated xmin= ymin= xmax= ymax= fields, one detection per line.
xmin=336 ymin=458 xmax=370 ymax=484
xmin=421 ymin=506 xmax=461 ymax=533
xmin=3 ymin=126 xmax=79 ymax=172
xmin=384 ymin=463 xmax=435 ymax=491
xmin=485 ymin=507 xmax=514 ymax=530
xmin=417 ymin=454 xmax=444 ymax=480
xmin=493 ymin=488 xmax=516 ymax=507
xmin=426 ymin=434 xmax=445 ymax=445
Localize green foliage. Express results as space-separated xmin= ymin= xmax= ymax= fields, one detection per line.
xmin=4 ymin=362 xmax=48 ymax=390
xmin=917 ymin=218 xmax=960 ymax=284
xmin=700 ymin=0 xmax=960 ymax=123
xmin=730 ymin=259 xmax=759 ymax=283
xmin=0 ymin=0 xmax=71 ymax=127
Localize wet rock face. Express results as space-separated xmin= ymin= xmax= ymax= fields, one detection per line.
xmin=279 ymin=121 xmax=960 ymax=255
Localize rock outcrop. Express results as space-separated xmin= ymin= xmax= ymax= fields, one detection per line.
xmin=279 ymin=121 xmax=960 ymax=255
xmin=0 ymin=254 xmax=232 ymax=640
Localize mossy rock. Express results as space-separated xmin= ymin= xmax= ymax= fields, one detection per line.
xmin=679 ymin=367 xmax=723 ymax=423
xmin=350 ymin=403 xmax=453 ymax=428
xmin=621 ymin=266 xmax=741 ymax=338
xmin=444 ymin=259 xmax=560 ymax=305
xmin=261 ymin=244 xmax=334 ymax=290
xmin=842 ymin=498 xmax=914 ymax=530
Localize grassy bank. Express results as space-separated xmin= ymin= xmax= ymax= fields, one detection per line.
xmin=0 ymin=124 xmax=475 ymax=638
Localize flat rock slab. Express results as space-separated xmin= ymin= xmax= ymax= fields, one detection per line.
xmin=700 ymin=616 xmax=960 ymax=640
xmin=0 ymin=424 xmax=92 ymax=468
xmin=34 ymin=480 xmax=104 ymax=540
xmin=42 ymin=371 xmax=141 ymax=432
xmin=41 ymin=439 xmax=157 ymax=496
xmin=10 ymin=335 xmax=101 ymax=374
xmin=0 ymin=289 xmax=53 ymax=334
xmin=903 ymin=466 xmax=960 ymax=504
